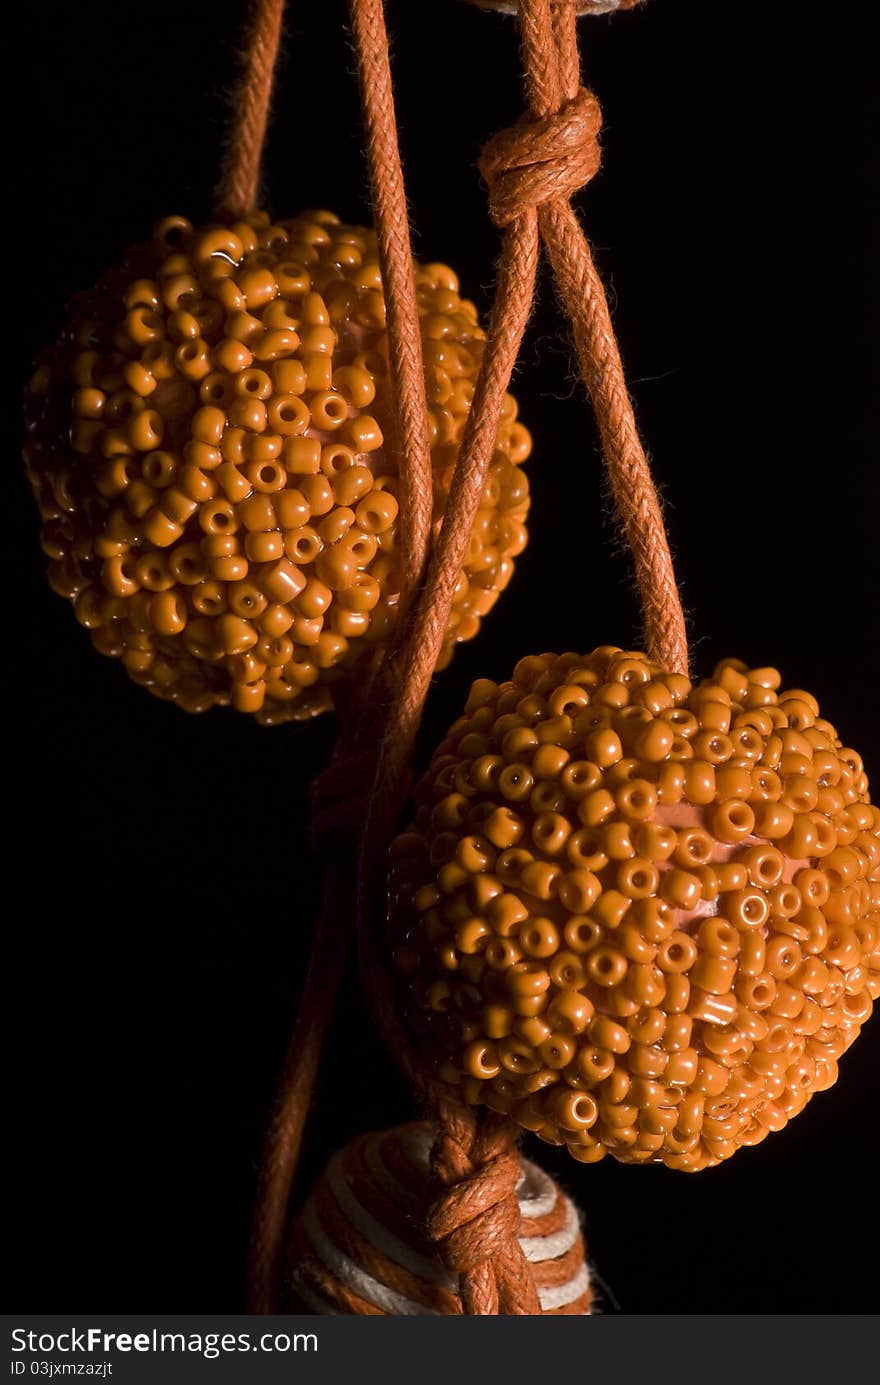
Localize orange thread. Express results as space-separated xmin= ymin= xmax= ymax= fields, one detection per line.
xmin=542 ymin=1 xmax=687 ymax=674
xmin=217 ymin=0 xmax=286 ymax=218
xmin=349 ymin=0 xmax=434 ymax=606
xmin=478 ymin=1 xmax=687 ymax=672
xmin=249 ymin=0 xmax=689 ymax=1315
xmin=472 ymin=2 xmax=641 ymax=13
xmin=425 ymin=1102 xmax=541 ymax=1314
xmin=247 ymin=0 xmax=449 ymax=1302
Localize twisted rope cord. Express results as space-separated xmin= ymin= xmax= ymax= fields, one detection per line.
xmin=344 ymin=1 xmax=545 ymax=1310
xmin=425 ymin=1100 xmax=541 ymax=1314
xmin=248 ymin=0 xmax=544 ymax=1315
xmin=248 ymin=0 xmax=436 ymax=1315
xmin=348 ymin=0 xmax=434 ymax=604
xmin=350 ymin=1 xmax=576 ymax=1318
xmin=249 ymin=0 xmax=689 ymax=1315
xmin=540 ymin=1 xmax=687 ymax=673
xmin=357 ymin=0 xmax=688 ymax=1314
xmin=478 ymin=0 xmax=687 ymax=672
xmin=472 ymin=1 xmax=640 ymax=13
xmin=217 ymin=0 xmax=286 ymax=218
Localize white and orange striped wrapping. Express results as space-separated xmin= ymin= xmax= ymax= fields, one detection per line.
xmin=283 ymin=1123 xmax=592 ymax=1315
xmin=469 ymin=2 xmax=641 ymax=15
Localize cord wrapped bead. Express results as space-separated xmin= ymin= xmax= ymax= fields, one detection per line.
xmin=468 ymin=2 xmax=642 ymax=15
xmin=282 ymin=1124 xmax=593 ymax=1314
xmin=389 ymin=650 xmax=880 ymax=1171
xmin=24 ymin=211 xmax=531 ymax=723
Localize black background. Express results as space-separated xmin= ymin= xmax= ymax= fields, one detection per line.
xmin=8 ymin=0 xmax=878 ymax=1314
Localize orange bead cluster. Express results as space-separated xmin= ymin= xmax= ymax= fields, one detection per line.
xmin=389 ymin=649 xmax=880 ymax=1170
xmin=24 ymin=210 xmax=530 ymax=723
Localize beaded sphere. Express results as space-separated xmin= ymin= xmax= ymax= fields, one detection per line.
xmin=283 ymin=1123 xmax=592 ymax=1314
xmin=24 ymin=210 xmax=530 ymax=723
xmin=389 ymin=649 xmax=880 ymax=1171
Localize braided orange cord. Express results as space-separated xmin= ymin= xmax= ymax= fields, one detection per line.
xmin=248 ymin=0 xmax=441 ymax=1315
xmin=217 ymin=0 xmax=286 ymax=218
xmin=426 ymin=1104 xmax=540 ymax=1315
xmin=356 ymin=0 xmax=688 ymax=1315
xmin=370 ymin=223 xmax=539 ymax=807
xmin=472 ymin=1 xmax=642 ymax=13
xmin=349 ymin=2 xmax=581 ymax=1319
xmin=348 ymin=0 xmax=435 ymax=605
xmin=544 ymin=2 xmax=687 ymax=673
xmin=479 ymin=0 xmax=688 ymax=672
xmin=248 ymin=0 xmax=690 ymax=1316
xmin=345 ymin=0 xmax=548 ymax=1316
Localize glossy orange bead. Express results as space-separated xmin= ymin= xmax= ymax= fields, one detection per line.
xmin=389 ymin=649 xmax=878 ymax=1170
xmin=24 ymin=210 xmax=531 ymax=723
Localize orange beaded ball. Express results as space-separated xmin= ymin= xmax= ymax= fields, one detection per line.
xmin=389 ymin=648 xmax=880 ymax=1171
xmin=24 ymin=210 xmax=530 ymax=723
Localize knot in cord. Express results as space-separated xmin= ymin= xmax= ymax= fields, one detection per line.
xmin=479 ymin=85 xmax=602 ymax=226
xmin=426 ymin=1131 xmax=522 ymax=1276
xmin=250 ymin=0 xmax=689 ymax=1318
